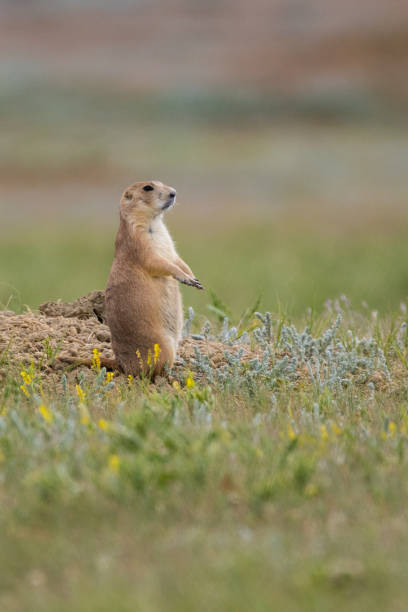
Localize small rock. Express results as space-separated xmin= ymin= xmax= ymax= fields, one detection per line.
xmin=96 ymin=330 xmax=111 ymax=342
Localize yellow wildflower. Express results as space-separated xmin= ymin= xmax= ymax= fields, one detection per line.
xmin=38 ymin=404 xmax=53 ymax=424
xmin=135 ymin=349 xmax=144 ymax=370
xmin=147 ymin=349 xmax=152 ymax=367
xmin=320 ymin=425 xmax=329 ymax=441
xmin=20 ymin=371 xmax=32 ymax=397
xmin=153 ymin=343 xmax=161 ymax=364
xmin=105 ymin=371 xmax=114 ymax=385
xmin=20 ymin=371 xmax=32 ymax=386
xmin=331 ymin=422 xmax=342 ymax=436
xmin=92 ymin=348 xmax=101 ymax=371
xmin=98 ymin=418 xmax=109 ymax=431
xmin=79 ymin=405 xmax=90 ymax=426
xmin=128 ymin=374 xmax=134 ymax=385
xmin=76 ymin=385 xmax=85 ymax=402
xmin=388 ymin=421 xmax=397 ymax=438
xmin=20 ymin=385 xmax=29 ymax=398
xmin=287 ymin=424 xmax=296 ymax=440
xmin=305 ymin=483 xmax=318 ymax=497
xmin=186 ymin=373 xmax=195 ymax=389
xmin=108 ymin=454 xmax=120 ymax=473
xmin=172 ymin=381 xmax=181 ymax=391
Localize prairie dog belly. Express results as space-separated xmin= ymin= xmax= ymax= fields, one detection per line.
xmin=149 ymin=219 xmax=183 ymax=346
xmin=149 ymin=217 xmax=177 ymax=259
xmin=154 ymin=277 xmax=181 ymax=349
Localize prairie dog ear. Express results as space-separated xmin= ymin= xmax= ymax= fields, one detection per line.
xmin=124 ymin=191 xmax=133 ymax=201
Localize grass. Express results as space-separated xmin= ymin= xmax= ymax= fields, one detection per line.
xmin=1 ymin=222 xmax=408 ymax=317
xmin=1 ymin=303 xmax=408 ymax=611
xmin=1 ymin=217 xmax=408 ymax=610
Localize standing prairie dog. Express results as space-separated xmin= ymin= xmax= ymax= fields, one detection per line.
xmin=105 ymin=180 xmax=203 ymax=377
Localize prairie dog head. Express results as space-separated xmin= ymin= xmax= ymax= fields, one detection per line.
xmin=120 ymin=181 xmax=176 ymax=225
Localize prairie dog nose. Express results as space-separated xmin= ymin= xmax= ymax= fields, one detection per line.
xmin=169 ymin=190 xmax=176 ymax=198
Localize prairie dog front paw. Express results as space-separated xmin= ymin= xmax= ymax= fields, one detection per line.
xmin=177 ymin=277 xmax=204 ymax=290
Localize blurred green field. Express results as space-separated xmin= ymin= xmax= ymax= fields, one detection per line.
xmin=1 ymin=220 xmax=408 ymax=319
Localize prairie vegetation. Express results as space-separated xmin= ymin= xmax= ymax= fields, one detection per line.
xmin=1 ymin=253 xmax=408 ymax=610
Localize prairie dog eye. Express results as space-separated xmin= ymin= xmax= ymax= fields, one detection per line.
xmin=143 ymin=185 xmax=154 ymax=192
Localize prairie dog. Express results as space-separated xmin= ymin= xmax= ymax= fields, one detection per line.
xmin=105 ymin=180 xmax=203 ymax=377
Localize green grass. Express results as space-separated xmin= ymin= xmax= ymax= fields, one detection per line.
xmin=2 ymin=222 xmax=408 ymax=610
xmin=1 ymin=222 xmax=408 ymax=317
xmin=1 ymin=323 xmax=408 ymax=611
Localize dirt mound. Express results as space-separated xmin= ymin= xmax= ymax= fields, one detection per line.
xmin=39 ymin=290 xmax=106 ymax=321
xmin=0 ymin=306 xmax=113 ymax=367
xmin=0 ymin=292 xmax=392 ymax=391
xmin=0 ymin=292 xmax=256 ymax=379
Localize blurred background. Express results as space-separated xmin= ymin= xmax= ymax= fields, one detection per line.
xmin=1 ymin=0 xmax=408 ymax=318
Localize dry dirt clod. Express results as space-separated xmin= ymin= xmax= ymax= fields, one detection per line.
xmin=39 ymin=290 xmax=106 ymax=321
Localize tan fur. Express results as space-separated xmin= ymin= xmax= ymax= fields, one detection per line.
xmin=105 ymin=180 xmax=203 ymax=377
